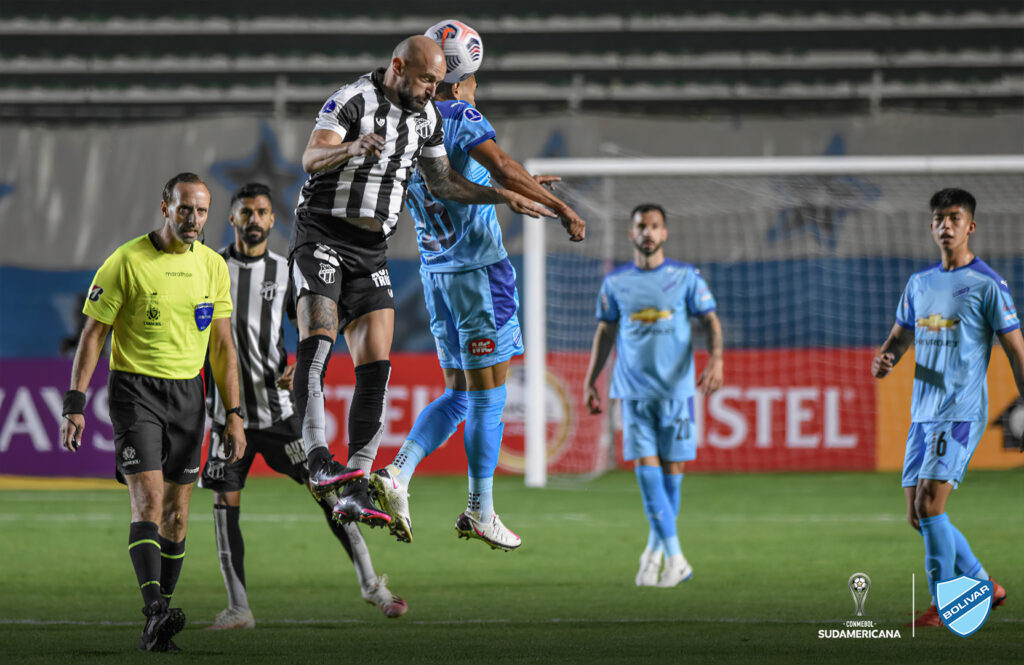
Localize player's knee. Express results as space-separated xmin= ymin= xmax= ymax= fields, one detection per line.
xmin=913 ymin=492 xmax=940 ymax=518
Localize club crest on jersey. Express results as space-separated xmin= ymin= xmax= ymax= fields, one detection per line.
xmin=321 ymin=99 xmax=336 ymax=115
xmin=318 ymin=263 xmax=336 ymax=284
xmin=260 ymin=281 xmax=278 ymax=302
xmin=917 ymin=314 xmax=959 ymax=332
xmin=936 ymin=576 xmax=993 ymax=637
xmin=469 ymin=338 xmax=495 ymax=356
xmin=630 ymin=308 xmax=673 ymax=324
xmin=194 ymin=302 xmax=214 ymax=331
xmin=88 ymin=285 xmax=104 ymax=302
xmin=415 ymin=117 xmax=432 ymax=139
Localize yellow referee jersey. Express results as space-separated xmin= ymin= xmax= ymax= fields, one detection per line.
xmin=83 ymin=233 xmax=232 ymax=380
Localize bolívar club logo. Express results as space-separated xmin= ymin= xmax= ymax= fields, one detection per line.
xmin=88 ymin=285 xmax=104 ymax=302
xmin=936 ymin=576 xmax=993 ymax=637
xmin=469 ymin=338 xmax=495 ymax=356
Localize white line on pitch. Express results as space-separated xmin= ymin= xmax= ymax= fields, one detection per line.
xmin=3 ymin=617 xmax=1021 ymax=627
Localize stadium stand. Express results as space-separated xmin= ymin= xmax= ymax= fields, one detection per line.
xmin=1 ymin=0 xmax=1021 ymax=119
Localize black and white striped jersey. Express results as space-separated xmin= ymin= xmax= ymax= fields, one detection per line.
xmin=211 ymin=245 xmax=294 ymax=430
xmin=294 ymin=68 xmax=446 ymax=244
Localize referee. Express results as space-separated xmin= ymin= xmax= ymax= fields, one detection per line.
xmin=59 ymin=172 xmax=247 ymax=652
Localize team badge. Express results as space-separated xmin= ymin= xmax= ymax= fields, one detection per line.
xmin=936 ymin=576 xmax=993 ymax=637
xmin=464 ymin=108 xmax=483 ymax=123
xmin=318 ymin=263 xmax=336 ymax=284
xmin=260 ymin=280 xmax=278 ymax=302
xmin=123 ymin=446 xmax=136 ymax=461
xmin=194 ymin=302 xmax=214 ymax=331
xmin=415 ymin=117 xmax=432 ymax=139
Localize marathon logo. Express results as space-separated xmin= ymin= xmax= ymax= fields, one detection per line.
xmin=469 ymin=338 xmax=495 ymax=356
xmin=630 ymin=307 xmax=672 ymax=324
xmin=916 ymin=314 xmax=959 ymax=332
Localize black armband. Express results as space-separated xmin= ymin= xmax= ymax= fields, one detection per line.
xmin=62 ymin=390 xmax=87 ymax=416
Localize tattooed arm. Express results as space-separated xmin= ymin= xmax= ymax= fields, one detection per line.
xmin=417 ymin=153 xmax=555 ymax=218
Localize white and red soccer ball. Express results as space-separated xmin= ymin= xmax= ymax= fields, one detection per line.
xmin=424 ymin=19 xmax=483 ymax=83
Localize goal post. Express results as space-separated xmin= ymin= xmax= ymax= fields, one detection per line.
xmin=521 ymin=155 xmax=1024 ymax=488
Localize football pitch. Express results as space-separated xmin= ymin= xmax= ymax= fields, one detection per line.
xmin=1 ymin=470 xmax=1021 ymax=664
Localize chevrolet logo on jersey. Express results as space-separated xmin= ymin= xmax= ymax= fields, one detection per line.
xmin=630 ymin=308 xmax=673 ymax=324
xmin=917 ymin=314 xmax=960 ymax=332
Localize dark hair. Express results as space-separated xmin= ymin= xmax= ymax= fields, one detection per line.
xmin=162 ymin=172 xmax=207 ymax=204
xmin=630 ymin=203 xmax=666 ymax=222
xmin=230 ymin=182 xmax=273 ymax=209
xmin=929 ymin=188 xmax=976 ymax=216
xmin=435 ymin=81 xmax=455 ymax=100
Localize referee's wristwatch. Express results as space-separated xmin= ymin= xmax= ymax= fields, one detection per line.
xmin=225 ymin=406 xmax=243 ymax=420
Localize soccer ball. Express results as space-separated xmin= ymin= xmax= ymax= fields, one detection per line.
xmin=424 ymin=19 xmax=483 ymax=83
xmin=853 ymin=577 xmax=867 ymax=590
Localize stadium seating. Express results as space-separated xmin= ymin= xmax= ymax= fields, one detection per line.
xmin=1 ymin=0 xmax=1021 ymax=119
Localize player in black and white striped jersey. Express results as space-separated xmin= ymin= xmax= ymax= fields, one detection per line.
xmin=200 ymin=183 xmax=406 ymax=629
xmin=290 ymin=35 xmax=555 ymax=524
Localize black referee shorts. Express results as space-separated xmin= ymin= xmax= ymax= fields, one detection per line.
xmin=199 ymin=414 xmax=307 ymax=492
xmin=288 ymin=214 xmax=394 ymax=331
xmin=108 ymin=370 xmax=205 ymax=485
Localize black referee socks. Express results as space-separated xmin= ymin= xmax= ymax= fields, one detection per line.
xmin=348 ymin=360 xmax=391 ymax=471
xmin=128 ymin=521 xmax=164 ymax=609
xmin=157 ymin=534 xmax=186 ymax=603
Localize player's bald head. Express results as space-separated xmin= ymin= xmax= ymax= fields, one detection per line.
xmin=393 ymin=35 xmax=443 ymax=68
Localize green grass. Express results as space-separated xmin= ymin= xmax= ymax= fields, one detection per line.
xmin=1 ymin=470 xmax=1022 ymax=664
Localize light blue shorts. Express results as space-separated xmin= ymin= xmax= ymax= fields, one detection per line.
xmin=420 ymin=258 xmax=524 ymax=371
xmin=621 ymin=398 xmax=697 ymax=463
xmin=901 ymin=420 xmax=985 ymax=489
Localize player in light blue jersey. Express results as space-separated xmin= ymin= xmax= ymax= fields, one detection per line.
xmin=872 ymin=188 xmax=1023 ymax=627
xmin=370 ymin=25 xmax=587 ymax=551
xmin=584 ymin=204 xmax=724 ymax=587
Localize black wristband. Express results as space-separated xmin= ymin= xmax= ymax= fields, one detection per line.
xmin=62 ymin=390 xmax=87 ymax=416
xmin=225 ymin=406 xmax=243 ymax=420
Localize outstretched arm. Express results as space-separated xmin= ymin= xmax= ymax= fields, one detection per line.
xmin=59 ymin=316 xmax=111 ymax=452
xmin=417 ymin=153 xmax=555 ymax=219
xmin=996 ymin=328 xmax=1024 ymax=451
xmin=470 ymin=140 xmax=586 ymax=241
xmin=583 ymin=321 xmax=619 ymax=414
xmin=696 ymin=311 xmax=724 ymax=395
xmin=208 ymin=317 xmax=247 ymax=462
xmin=871 ymin=323 xmax=915 ymax=378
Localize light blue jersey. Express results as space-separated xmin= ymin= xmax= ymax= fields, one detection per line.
xmin=406 ymin=100 xmax=506 ymax=273
xmin=597 ymin=260 xmax=717 ymax=400
xmin=896 ymin=258 xmax=1020 ymax=422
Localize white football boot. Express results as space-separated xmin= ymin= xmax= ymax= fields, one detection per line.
xmin=454 ymin=511 xmax=522 ymax=551
xmin=368 ymin=464 xmax=413 ymax=543
xmin=657 ymin=553 xmax=694 ymax=587
xmin=205 ymin=606 xmax=255 ymax=630
xmin=635 ymin=549 xmax=663 ymax=587
xmin=361 ymin=574 xmax=408 ymax=618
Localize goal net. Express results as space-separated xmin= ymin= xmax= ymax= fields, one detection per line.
xmin=516 ymin=156 xmax=1024 ymax=487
